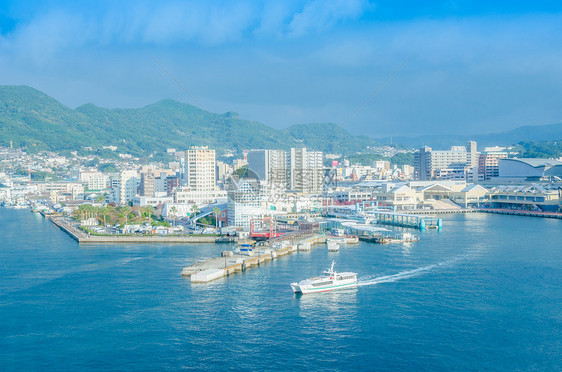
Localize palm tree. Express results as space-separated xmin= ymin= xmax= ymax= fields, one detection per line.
xmin=95 ymin=193 xmax=107 ymax=204
xmin=213 ymin=206 xmax=221 ymax=229
xmin=121 ymin=206 xmax=131 ymax=229
xmin=191 ymin=204 xmax=200 ymax=219
xmin=142 ymin=206 xmax=153 ymax=224
xmin=170 ymin=206 xmax=177 ymax=227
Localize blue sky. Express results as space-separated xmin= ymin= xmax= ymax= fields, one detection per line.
xmin=1 ymin=0 xmax=562 ymax=138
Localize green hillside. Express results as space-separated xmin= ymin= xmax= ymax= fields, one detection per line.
xmin=282 ymin=123 xmax=375 ymax=154
xmin=0 ymin=85 xmax=377 ymax=155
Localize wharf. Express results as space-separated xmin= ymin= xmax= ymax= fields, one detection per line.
xmin=477 ymin=208 xmax=562 ymax=219
xmin=50 ymin=217 xmax=236 ymax=244
xmin=182 ymin=233 xmax=327 ymax=282
xmin=403 ymin=209 xmax=477 ymax=215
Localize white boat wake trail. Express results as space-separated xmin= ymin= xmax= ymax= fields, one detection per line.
xmin=357 ymin=256 xmax=463 ymax=287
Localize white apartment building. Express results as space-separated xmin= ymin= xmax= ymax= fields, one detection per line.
xmin=184 ymin=146 xmax=216 ymax=191
xmin=110 ymin=170 xmax=140 ymax=205
xmin=79 ymin=171 xmax=109 ymax=191
xmin=414 ymin=142 xmax=479 ymax=181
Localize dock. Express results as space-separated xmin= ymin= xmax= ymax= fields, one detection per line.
xmin=366 ymin=210 xmax=442 ymax=230
xmin=477 ymin=208 xmax=562 ymax=219
xmin=50 ymin=216 xmax=236 ymax=244
xmin=181 ymin=233 xmax=327 ymax=282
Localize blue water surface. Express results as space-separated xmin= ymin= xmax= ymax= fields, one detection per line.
xmin=0 ymin=209 xmax=561 ymax=371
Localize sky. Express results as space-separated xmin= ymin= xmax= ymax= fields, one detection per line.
xmin=1 ymin=0 xmax=562 ymax=138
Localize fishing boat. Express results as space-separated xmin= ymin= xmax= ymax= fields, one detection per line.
xmin=291 ymin=261 xmax=357 ymax=294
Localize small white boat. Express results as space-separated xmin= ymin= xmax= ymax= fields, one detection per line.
xmin=328 ymin=235 xmax=359 ymax=244
xmin=291 ymin=261 xmax=357 ymax=294
xmin=327 ymin=240 xmax=340 ymax=252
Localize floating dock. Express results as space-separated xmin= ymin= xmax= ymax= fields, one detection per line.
xmin=366 ymin=211 xmax=442 ymax=230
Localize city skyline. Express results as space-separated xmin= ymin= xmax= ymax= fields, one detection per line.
xmin=1 ymin=1 xmax=562 ymax=138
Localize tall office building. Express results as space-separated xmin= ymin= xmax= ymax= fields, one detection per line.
xmin=467 ymin=141 xmax=479 ymax=168
xmin=413 ymin=146 xmax=433 ymax=181
xmin=289 ymin=148 xmax=324 ymax=193
xmin=247 ymin=149 xmax=288 ymax=190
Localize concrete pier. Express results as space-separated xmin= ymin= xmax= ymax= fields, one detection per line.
xmin=181 ymin=233 xmax=327 ymax=282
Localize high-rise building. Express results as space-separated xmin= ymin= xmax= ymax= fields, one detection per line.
xmin=139 ymin=172 xmax=155 ymax=197
xmin=110 ymin=170 xmax=140 ymax=204
xmin=288 ymin=148 xmax=324 ymax=193
xmin=184 ymin=146 xmax=216 ymax=192
xmin=478 ymin=151 xmax=508 ymax=180
xmin=467 ymin=140 xmax=479 ymax=168
xmin=227 ymin=178 xmax=265 ymax=228
xmin=413 ymin=146 xmax=433 ymax=181
xmin=247 ymin=149 xmax=288 ymax=191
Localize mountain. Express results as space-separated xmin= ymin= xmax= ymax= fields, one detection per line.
xmin=0 ymin=85 xmax=377 ymax=155
xmin=377 ymin=122 xmax=562 ymax=149
xmin=281 ymin=123 xmax=375 ymax=154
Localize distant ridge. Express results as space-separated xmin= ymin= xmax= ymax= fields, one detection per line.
xmin=1 ymin=85 xmax=561 ymax=155
xmin=377 ymin=122 xmax=562 ymax=149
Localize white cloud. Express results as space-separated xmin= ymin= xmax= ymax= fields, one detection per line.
xmin=288 ymin=0 xmax=370 ymax=36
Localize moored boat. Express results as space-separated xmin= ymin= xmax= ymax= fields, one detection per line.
xmin=327 ymin=240 xmax=340 ymax=252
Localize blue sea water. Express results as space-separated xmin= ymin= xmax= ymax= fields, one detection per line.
xmin=0 ymin=209 xmax=561 ymax=371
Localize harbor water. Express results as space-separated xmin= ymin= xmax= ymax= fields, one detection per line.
xmin=1 ymin=209 xmax=561 ymax=370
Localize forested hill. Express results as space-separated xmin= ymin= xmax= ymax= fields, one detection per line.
xmin=0 ymin=85 xmax=378 ymax=155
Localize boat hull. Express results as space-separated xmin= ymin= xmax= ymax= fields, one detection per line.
xmin=291 ymin=281 xmax=357 ymax=294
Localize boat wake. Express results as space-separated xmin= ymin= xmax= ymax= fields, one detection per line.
xmin=357 ymin=257 xmax=462 ymax=287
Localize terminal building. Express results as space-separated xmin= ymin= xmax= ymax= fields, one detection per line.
xmin=486 ymin=183 xmax=561 ymax=212
xmin=498 ymin=158 xmax=562 ymax=180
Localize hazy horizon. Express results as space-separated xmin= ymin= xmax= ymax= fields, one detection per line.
xmin=1 ymin=1 xmax=562 ymax=138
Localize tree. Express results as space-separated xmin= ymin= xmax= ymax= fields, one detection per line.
xmin=213 ymin=206 xmax=221 ymax=229
xmin=191 ymin=204 xmax=200 ymax=219
xmin=141 ymin=206 xmax=153 ymax=224
xmin=120 ymin=206 xmax=131 ymax=228
xmin=170 ymin=206 xmax=177 ymax=227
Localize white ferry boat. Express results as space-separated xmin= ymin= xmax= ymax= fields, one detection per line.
xmin=291 ymin=261 xmax=357 ymax=294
